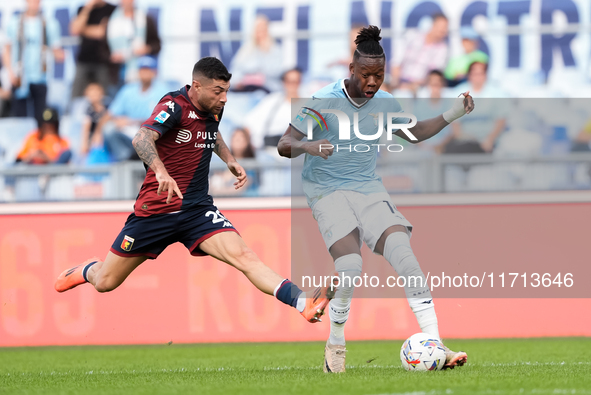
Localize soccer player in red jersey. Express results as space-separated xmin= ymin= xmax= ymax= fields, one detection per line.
xmin=56 ymin=57 xmax=335 ymax=323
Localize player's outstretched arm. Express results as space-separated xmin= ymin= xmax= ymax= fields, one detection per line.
xmin=396 ymin=92 xmax=475 ymax=143
xmin=133 ymin=127 xmax=183 ymax=204
xmin=277 ymin=126 xmax=334 ymax=159
xmin=214 ymin=131 xmax=247 ymax=190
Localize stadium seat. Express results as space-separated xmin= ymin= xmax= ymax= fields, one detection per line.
xmin=0 ymin=118 xmax=38 ymax=166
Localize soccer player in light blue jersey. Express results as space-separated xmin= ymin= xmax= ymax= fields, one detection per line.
xmin=278 ymin=26 xmax=474 ymax=373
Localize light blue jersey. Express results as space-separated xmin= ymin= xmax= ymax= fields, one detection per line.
xmin=290 ymin=79 xmax=408 ymax=207
xmin=109 ymin=80 xmax=171 ymax=120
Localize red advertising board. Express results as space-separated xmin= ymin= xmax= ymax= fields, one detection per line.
xmin=0 ymin=203 xmax=590 ymax=347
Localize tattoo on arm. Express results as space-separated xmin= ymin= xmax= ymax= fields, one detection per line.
xmin=214 ymin=139 xmax=222 ymax=156
xmin=213 ymin=132 xmax=234 ymax=163
xmin=132 ymin=127 xmax=161 ymax=167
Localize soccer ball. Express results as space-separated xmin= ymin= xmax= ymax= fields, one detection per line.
xmin=400 ymin=332 xmax=446 ymax=371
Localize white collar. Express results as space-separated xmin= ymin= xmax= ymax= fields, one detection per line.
xmin=340 ymin=79 xmax=370 ymax=108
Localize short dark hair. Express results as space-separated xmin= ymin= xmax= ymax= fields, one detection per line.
xmin=192 ymin=57 xmax=232 ymax=81
xmin=428 ymin=69 xmax=446 ymax=85
xmin=353 ymin=25 xmax=385 ymax=61
xmin=281 ymin=67 xmax=302 ymax=82
xmin=432 ymin=13 xmax=448 ymax=22
xmin=467 ymin=61 xmax=488 ymax=76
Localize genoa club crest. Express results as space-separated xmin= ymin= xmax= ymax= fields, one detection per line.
xmin=121 ymin=235 xmax=135 ymax=252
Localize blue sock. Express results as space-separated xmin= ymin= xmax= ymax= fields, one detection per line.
xmin=82 ymin=261 xmax=98 ymax=282
xmin=275 ymin=280 xmax=303 ymax=308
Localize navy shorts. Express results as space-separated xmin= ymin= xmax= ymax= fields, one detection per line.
xmin=110 ymin=204 xmax=238 ymax=259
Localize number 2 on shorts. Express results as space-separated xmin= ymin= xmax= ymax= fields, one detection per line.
xmin=206 ymin=210 xmax=226 ymax=224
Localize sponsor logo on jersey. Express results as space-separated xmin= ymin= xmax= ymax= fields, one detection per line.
xmin=195 ymin=131 xmax=217 ymax=140
xmin=164 ymin=101 xmax=175 ymax=112
xmin=188 ymin=111 xmax=199 ymax=119
xmin=121 ymin=235 xmax=135 ymax=252
xmin=155 ymin=110 xmax=170 ymax=124
xmin=303 ymin=107 xmax=417 ymax=141
xmin=175 ymin=129 xmax=192 ymax=144
xmin=297 ymin=107 xmax=328 ymax=130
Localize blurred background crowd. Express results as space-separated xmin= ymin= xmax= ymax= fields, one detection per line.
xmin=0 ymin=0 xmax=591 ymax=201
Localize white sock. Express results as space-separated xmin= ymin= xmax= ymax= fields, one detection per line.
xmin=329 ymin=253 xmax=362 ymax=345
xmin=383 ymin=232 xmax=440 ymax=339
xmin=295 ymin=294 xmax=306 ymax=313
xmin=414 ymin=304 xmax=439 ymax=339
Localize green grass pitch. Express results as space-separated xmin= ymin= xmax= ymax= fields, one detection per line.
xmin=1 ymin=338 xmax=590 ymax=394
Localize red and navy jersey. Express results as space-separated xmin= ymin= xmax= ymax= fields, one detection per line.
xmin=135 ymin=85 xmax=222 ymax=217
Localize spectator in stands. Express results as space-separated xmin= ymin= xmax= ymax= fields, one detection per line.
xmin=107 ymin=0 xmax=161 ymax=86
xmin=417 ymin=69 xmax=449 ymax=99
xmin=445 ymin=62 xmax=507 ymax=153
xmin=444 ymin=27 xmax=488 ymax=86
xmin=98 ymin=56 xmax=169 ymax=161
xmin=572 ymin=120 xmax=591 ymax=152
xmin=70 ymin=0 xmax=116 ymax=99
xmin=244 ymin=68 xmax=302 ymax=153
xmin=451 ymin=61 xmax=505 ymax=98
xmin=414 ymin=70 xmax=453 ymax=154
xmin=0 ymin=32 xmax=12 ymax=118
xmin=210 ymin=127 xmax=258 ymax=196
xmin=16 ymin=107 xmax=71 ymax=164
xmin=80 ymin=82 xmax=110 ymax=163
xmin=391 ymin=13 xmax=449 ymax=92
xmin=0 ymin=83 xmax=10 ymax=118
xmin=3 ymin=0 xmax=64 ymax=121
xmin=326 ymin=25 xmax=363 ymax=80
xmin=230 ymin=14 xmax=283 ymax=92
xmin=230 ymin=127 xmax=256 ymax=160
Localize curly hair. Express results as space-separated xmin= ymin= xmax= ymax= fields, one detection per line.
xmin=353 ymin=25 xmax=385 ymax=60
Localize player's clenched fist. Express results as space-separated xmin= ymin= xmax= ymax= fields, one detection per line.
xmin=156 ymin=171 xmax=184 ymax=204
xmin=462 ymin=91 xmax=475 ymax=114
xmin=305 ymin=139 xmax=334 ymax=160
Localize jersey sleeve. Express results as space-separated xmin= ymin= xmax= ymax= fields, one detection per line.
xmin=289 ymin=98 xmax=324 ymax=138
xmin=16 ymin=132 xmax=37 ymax=160
xmin=141 ymin=94 xmax=183 ymax=135
xmin=108 ymin=86 xmax=128 ymax=117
